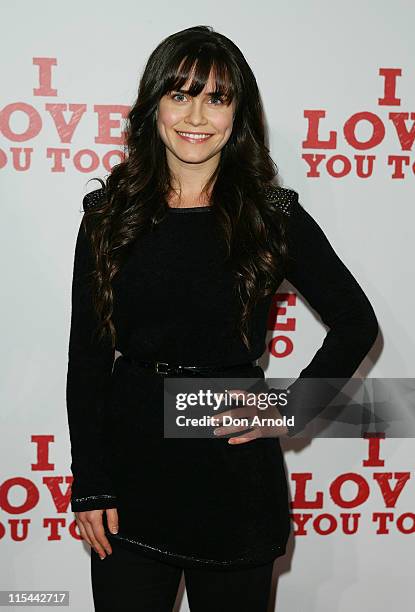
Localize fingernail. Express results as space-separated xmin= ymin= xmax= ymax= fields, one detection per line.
xmin=110 ymin=528 xmax=118 ymax=534
xmin=229 ymin=437 xmax=247 ymax=444
xmin=213 ymin=428 xmax=221 ymax=435
xmin=99 ymin=555 xmax=105 ymax=560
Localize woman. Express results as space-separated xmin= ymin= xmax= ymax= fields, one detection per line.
xmin=66 ymin=25 xmax=379 ymax=611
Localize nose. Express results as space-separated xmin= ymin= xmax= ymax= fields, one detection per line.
xmin=185 ymin=99 xmax=208 ymax=127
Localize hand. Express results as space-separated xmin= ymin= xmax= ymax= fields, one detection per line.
xmin=212 ymin=389 xmax=288 ymax=444
xmin=75 ymin=507 xmax=118 ymax=559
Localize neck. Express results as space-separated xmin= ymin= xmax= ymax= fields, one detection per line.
xmin=166 ymin=148 xmax=220 ymax=206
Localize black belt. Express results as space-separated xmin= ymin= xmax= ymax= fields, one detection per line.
xmin=122 ymin=356 xmax=255 ymax=376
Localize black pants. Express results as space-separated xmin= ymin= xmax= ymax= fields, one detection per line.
xmin=91 ymin=538 xmax=275 ymax=611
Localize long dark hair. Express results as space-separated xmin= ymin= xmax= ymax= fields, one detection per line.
xmin=84 ymin=25 xmax=289 ymax=352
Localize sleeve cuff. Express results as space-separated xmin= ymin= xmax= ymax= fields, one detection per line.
xmin=71 ymin=494 xmax=117 ymax=512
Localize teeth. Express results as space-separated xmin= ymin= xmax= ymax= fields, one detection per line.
xmin=177 ymin=132 xmax=212 ymax=140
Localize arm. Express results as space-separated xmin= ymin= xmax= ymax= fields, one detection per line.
xmin=268 ymin=189 xmax=379 ymax=436
xmin=66 ymin=194 xmax=117 ymax=511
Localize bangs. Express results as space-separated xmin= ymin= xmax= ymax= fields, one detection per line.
xmin=163 ymin=52 xmax=239 ymax=105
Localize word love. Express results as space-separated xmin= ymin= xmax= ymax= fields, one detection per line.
xmin=0 ymin=57 xmax=129 ymax=172
xmin=289 ymin=435 xmax=414 ymax=535
xmin=302 ymin=68 xmax=415 ymax=179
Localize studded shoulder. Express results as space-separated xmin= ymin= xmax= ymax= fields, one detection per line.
xmin=82 ymin=187 xmax=107 ymax=212
xmin=263 ymin=186 xmax=299 ymax=216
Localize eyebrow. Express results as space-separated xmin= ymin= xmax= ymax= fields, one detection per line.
xmin=172 ymin=89 xmax=225 ymax=96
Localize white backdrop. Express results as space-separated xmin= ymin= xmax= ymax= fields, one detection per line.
xmin=1 ymin=1 xmax=413 ymax=610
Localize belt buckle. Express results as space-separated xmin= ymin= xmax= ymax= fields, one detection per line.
xmin=155 ymin=361 xmax=170 ymax=375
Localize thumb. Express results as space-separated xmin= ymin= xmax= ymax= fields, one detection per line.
xmin=105 ymin=508 xmax=119 ymax=534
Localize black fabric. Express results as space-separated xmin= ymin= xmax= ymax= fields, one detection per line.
xmin=66 ymin=187 xmax=378 ymax=568
xmin=269 ymin=200 xmax=379 ymax=436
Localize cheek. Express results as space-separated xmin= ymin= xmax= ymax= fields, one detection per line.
xmin=215 ymin=114 xmax=234 ymax=139
xmin=158 ymin=107 xmax=182 ymax=129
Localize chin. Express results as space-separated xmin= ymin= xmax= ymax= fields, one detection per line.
xmin=178 ymin=155 xmax=210 ymax=164
xmin=173 ymin=149 xmax=212 ymax=162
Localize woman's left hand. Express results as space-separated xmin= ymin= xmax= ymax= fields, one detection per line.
xmin=212 ymin=389 xmax=288 ymax=444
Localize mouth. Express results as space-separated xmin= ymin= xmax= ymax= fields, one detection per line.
xmin=175 ymin=130 xmax=214 ymax=144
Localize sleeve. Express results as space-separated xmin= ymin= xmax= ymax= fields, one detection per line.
xmin=268 ymin=191 xmax=379 ymax=437
xmin=66 ymin=213 xmax=117 ymax=511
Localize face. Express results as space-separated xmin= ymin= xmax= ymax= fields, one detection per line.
xmin=156 ymin=69 xmax=235 ymax=166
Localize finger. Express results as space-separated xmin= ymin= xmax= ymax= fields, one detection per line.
xmin=228 ymin=430 xmax=260 ymax=444
xmin=76 ymin=518 xmax=92 ymax=546
xmin=84 ymin=522 xmax=107 ymax=559
xmin=213 ymin=391 xmax=227 ymax=405
xmin=232 ymin=407 xmax=257 ymax=419
xmin=259 ymin=423 xmax=289 ymax=438
xmin=227 ymin=389 xmax=248 ymax=403
xmin=213 ymin=412 xmax=231 ymax=425
xmin=214 ymin=423 xmax=255 ymax=436
xmin=213 ymin=389 xmax=244 ymax=408
xmin=273 ymin=425 xmax=289 ymax=437
xmin=105 ymin=508 xmax=119 ymax=535
xmin=213 ymin=406 xmax=254 ymax=426
xmin=217 ymin=406 xmax=256 ymax=420
xmin=90 ymin=516 xmax=113 ymax=556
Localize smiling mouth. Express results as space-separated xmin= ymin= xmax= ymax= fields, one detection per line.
xmin=175 ymin=130 xmax=214 ymax=142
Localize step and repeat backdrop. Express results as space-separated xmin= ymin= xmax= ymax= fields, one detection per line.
xmin=1 ymin=1 xmax=413 ymax=610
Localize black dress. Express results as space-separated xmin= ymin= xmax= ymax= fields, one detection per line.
xmin=66 ymin=187 xmax=378 ymax=570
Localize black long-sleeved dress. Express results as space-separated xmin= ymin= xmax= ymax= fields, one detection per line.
xmin=66 ymin=186 xmax=378 ymax=570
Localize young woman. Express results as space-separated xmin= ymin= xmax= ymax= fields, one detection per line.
xmin=66 ymin=25 xmax=379 ymax=611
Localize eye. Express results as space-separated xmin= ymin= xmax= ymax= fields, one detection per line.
xmin=209 ymin=95 xmax=225 ymax=105
xmin=171 ymin=92 xmax=187 ymax=102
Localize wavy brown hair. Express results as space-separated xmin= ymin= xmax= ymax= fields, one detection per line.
xmin=83 ymin=25 xmax=289 ymax=353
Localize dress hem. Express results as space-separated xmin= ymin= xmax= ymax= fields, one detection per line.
xmin=105 ymin=529 xmax=286 ymax=570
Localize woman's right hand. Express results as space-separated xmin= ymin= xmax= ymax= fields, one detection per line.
xmin=75 ymin=507 xmax=119 ymax=559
